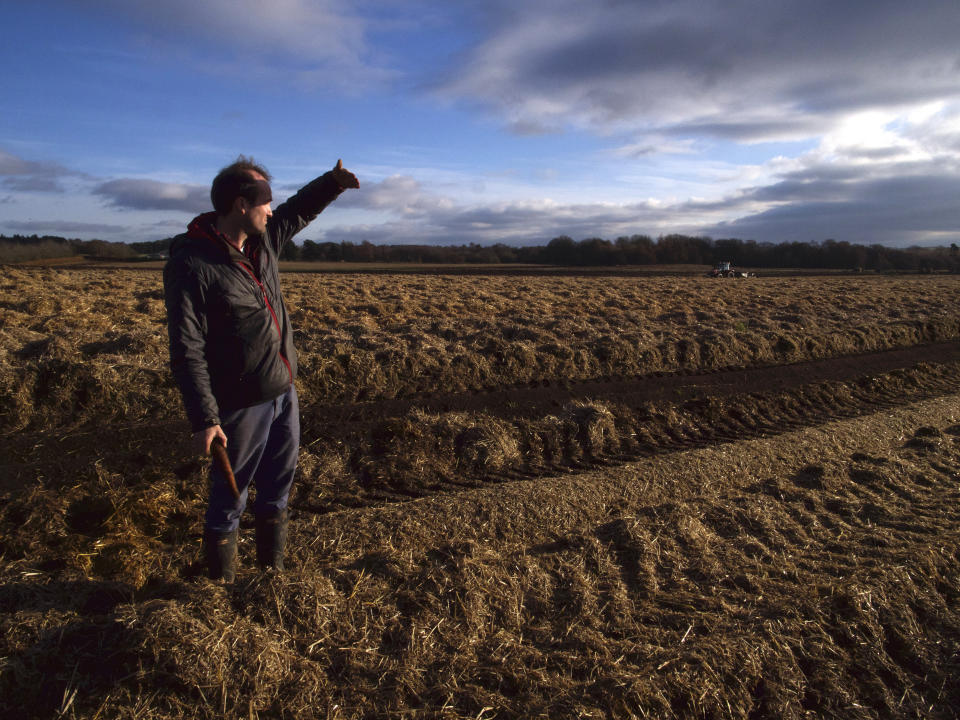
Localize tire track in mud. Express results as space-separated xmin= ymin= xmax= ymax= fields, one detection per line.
xmin=277 ymin=402 xmax=960 ymax=719
xmin=3 ymin=342 xmax=958 ymax=506
xmin=523 ymin=428 xmax=960 ymax=717
xmin=292 ymin=341 xmax=960 ymax=514
xmin=302 ymin=340 xmax=960 ymax=432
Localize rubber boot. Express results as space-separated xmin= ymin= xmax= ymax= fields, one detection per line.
xmin=255 ymin=509 xmax=288 ymax=571
xmin=205 ymin=528 xmax=238 ymax=583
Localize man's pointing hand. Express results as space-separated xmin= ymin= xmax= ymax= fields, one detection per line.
xmin=331 ymin=159 xmax=359 ymax=189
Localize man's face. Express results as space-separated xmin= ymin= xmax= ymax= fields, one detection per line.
xmin=242 ymin=172 xmax=273 ymax=235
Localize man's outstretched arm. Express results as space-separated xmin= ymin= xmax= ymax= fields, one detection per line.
xmin=268 ymin=159 xmax=359 ymax=250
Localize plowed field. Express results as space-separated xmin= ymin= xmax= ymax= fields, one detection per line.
xmin=1 ymin=267 xmax=959 ymax=719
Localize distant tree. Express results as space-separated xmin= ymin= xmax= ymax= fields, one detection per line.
xmin=323 ymin=242 xmax=343 ymax=262
xmin=713 ymin=238 xmax=744 ymax=264
xmin=465 ymin=246 xmax=500 ymax=263
xmin=355 ymin=241 xmax=376 ymax=262
xmin=656 ymin=234 xmax=710 ymax=264
xmin=580 ymin=237 xmax=615 ymax=265
xmin=492 ymin=244 xmax=517 ymax=263
xmin=545 ymin=235 xmax=577 ymax=264
xmin=280 ymin=240 xmax=300 ymax=261
xmin=615 ymin=235 xmax=655 ymax=264
xmin=129 ymin=237 xmax=173 ymax=256
xmin=298 ymin=239 xmax=320 ymax=261
xmin=0 ymin=238 xmax=77 ymax=263
xmin=84 ymin=239 xmax=135 ymax=259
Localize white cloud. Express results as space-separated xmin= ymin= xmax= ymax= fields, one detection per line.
xmin=695 ymin=104 xmax=960 ymax=244
xmin=94 ymin=179 xmax=209 ymax=213
xmin=337 ymin=175 xmax=455 ymax=216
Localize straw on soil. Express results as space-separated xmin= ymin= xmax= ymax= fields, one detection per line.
xmin=3 ymin=267 xmax=960 ymax=718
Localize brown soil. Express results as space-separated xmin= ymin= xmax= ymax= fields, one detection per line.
xmin=2 ymin=267 xmax=960 ymax=718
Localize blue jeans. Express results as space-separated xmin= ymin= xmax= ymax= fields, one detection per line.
xmin=206 ymin=385 xmax=300 ymax=533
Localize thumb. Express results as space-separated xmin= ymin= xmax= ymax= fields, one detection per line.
xmin=335 ymin=158 xmax=343 ymax=171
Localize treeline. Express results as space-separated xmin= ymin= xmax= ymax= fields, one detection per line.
xmin=3 ymin=232 xmax=960 ymax=272
xmin=290 ymin=235 xmax=960 ymax=272
xmin=0 ymin=234 xmax=140 ymax=263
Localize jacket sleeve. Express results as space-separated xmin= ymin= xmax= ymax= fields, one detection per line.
xmin=266 ymin=172 xmax=344 ymax=253
xmin=163 ymin=259 xmax=220 ymax=432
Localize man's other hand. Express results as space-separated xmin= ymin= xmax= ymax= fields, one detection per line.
xmin=194 ymin=425 xmax=228 ymax=455
xmin=331 ymin=159 xmax=359 ymax=189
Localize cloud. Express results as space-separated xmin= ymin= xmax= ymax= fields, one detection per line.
xmin=0 ymin=149 xmax=86 ymax=193
xmin=320 ymin=115 xmax=960 ymax=248
xmin=336 ymin=175 xmax=455 ymax=216
xmin=319 ymin=167 xmax=960 ymax=246
xmin=691 ymin=104 xmax=960 ymax=246
xmin=327 ymin=174 xmax=650 ymax=244
xmin=702 ymin=171 xmax=960 ymax=246
xmin=94 ymin=179 xmax=209 ymax=213
xmin=5 ymin=220 xmax=127 ymax=236
xmin=318 ymin=188 xmax=681 ymax=246
xmin=437 ymin=1 xmax=960 ymax=143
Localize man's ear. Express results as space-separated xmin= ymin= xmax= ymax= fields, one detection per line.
xmin=233 ymin=196 xmax=249 ymax=215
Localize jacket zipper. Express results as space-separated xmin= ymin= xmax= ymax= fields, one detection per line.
xmin=237 ymin=262 xmax=294 ymax=384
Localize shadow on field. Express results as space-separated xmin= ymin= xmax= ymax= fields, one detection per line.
xmin=0 ymin=578 xmax=133 ymax=615
xmin=0 ymin=576 xmax=200 ymax=717
xmin=0 ymin=580 xmax=142 ymax=717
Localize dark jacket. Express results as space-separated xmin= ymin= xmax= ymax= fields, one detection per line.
xmin=164 ymin=172 xmax=342 ymax=431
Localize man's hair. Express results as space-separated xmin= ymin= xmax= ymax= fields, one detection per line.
xmin=210 ymin=155 xmax=273 ymax=215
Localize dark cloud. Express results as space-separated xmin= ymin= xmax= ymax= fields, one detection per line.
xmin=439 ymin=0 xmax=960 ymax=141
xmin=5 ymin=220 xmax=127 ymax=235
xmin=94 ymin=179 xmax=209 ymax=212
xmin=702 ymin=173 xmax=960 ymax=245
xmin=666 ymin=118 xmax=826 ymax=143
xmin=4 ymin=176 xmax=65 ymax=192
xmin=0 ymin=149 xmax=86 ymax=193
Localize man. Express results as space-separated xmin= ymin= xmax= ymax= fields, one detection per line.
xmin=164 ymin=156 xmax=359 ymax=582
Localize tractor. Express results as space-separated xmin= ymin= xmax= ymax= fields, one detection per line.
xmin=707 ymin=261 xmax=754 ymax=278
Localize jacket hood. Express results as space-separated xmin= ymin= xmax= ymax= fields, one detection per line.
xmin=186 ymin=212 xmax=220 ymax=242
xmin=169 ymin=212 xmax=253 ymax=261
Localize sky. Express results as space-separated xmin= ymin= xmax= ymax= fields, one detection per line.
xmin=3 ymin=0 xmax=960 ymax=248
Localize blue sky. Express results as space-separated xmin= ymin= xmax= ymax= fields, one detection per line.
xmin=3 ymin=0 xmax=960 ymax=247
